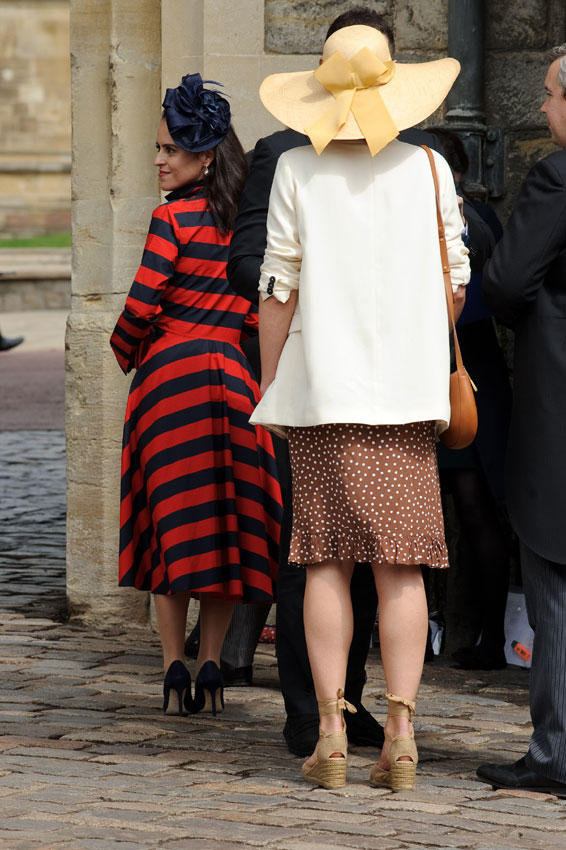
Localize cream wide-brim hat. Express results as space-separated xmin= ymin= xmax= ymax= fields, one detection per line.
xmin=260 ymin=25 xmax=460 ymax=144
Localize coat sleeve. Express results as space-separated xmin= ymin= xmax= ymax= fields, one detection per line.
xmin=258 ymin=155 xmax=302 ymax=303
xmin=463 ymin=201 xmax=495 ymax=273
xmin=226 ymin=136 xmax=280 ymax=304
xmin=110 ymin=204 xmax=180 ymax=374
xmin=483 ymin=154 xmax=566 ymax=326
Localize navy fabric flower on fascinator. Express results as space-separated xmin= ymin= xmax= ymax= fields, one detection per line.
xmin=162 ymin=73 xmax=231 ymax=152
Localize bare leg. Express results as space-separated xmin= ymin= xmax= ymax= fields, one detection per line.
xmin=196 ymin=596 xmax=235 ymax=673
xmin=303 ymin=558 xmax=355 ymax=767
xmin=372 ymin=562 xmax=428 ymax=770
xmin=154 ymin=590 xmax=192 ymax=672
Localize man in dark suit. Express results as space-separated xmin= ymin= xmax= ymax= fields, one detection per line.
xmin=477 ymin=44 xmax=566 ymax=796
xmin=226 ymin=6 xmax=446 ymax=757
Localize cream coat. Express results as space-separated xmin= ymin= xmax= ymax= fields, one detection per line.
xmin=250 ymin=140 xmax=470 ymax=435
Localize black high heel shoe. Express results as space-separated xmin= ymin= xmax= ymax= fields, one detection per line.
xmin=190 ymin=660 xmax=224 ymax=716
xmin=163 ymin=660 xmax=193 ymax=715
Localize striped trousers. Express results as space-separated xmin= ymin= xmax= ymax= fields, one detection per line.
xmin=521 ymin=540 xmax=566 ymax=782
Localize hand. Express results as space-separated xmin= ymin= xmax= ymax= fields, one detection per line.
xmin=457 ymin=195 xmax=466 ymax=226
xmin=453 ymin=284 xmax=466 ymax=322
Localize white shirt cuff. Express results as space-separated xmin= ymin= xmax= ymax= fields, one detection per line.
xmin=258 ymin=274 xmax=296 ymax=303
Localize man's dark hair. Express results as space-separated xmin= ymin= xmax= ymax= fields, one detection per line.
xmin=428 ymin=127 xmax=469 ymax=178
xmin=325 ymin=6 xmax=395 ymax=56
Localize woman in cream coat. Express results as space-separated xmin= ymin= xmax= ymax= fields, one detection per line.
xmin=251 ymin=26 xmax=470 ymax=791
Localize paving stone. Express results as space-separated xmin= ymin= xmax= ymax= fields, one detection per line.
xmin=3 ymin=419 xmax=566 ymax=848
xmin=0 ymin=842 xmax=66 ymax=850
xmin=160 ymin=842 xmax=264 ymax=850
xmin=0 ymin=818 xmax=64 ymax=833
xmin=71 ymin=842 xmax=154 ymax=850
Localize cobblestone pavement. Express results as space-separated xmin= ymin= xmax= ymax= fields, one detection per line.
xmin=0 ymin=431 xmax=66 ymax=621
xmin=1 ymin=393 xmax=566 ymax=848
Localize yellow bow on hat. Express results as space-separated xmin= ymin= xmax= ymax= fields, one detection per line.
xmin=306 ymin=48 xmax=399 ymax=156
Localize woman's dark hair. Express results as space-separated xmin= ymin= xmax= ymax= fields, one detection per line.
xmin=206 ymin=125 xmax=248 ymax=235
xmin=325 ymin=7 xmax=395 ymax=55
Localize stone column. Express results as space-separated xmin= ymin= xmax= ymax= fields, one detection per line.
xmin=66 ymin=0 xmax=331 ymax=626
xmin=67 ymin=0 xmax=161 ymax=624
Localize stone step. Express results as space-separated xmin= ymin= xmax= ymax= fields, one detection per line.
xmin=0 ymin=248 xmax=71 ymax=280
xmin=0 ymin=249 xmax=71 ymax=311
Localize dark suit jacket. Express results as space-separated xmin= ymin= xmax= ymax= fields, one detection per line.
xmin=483 ymin=149 xmax=566 ymax=564
xmin=450 ymin=199 xmax=510 ymax=502
xmin=228 ymin=130 xmax=310 ymax=305
xmin=228 ymin=128 xmax=444 ymax=302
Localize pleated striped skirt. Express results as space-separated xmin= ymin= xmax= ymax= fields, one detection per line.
xmin=118 ymin=331 xmax=282 ymax=601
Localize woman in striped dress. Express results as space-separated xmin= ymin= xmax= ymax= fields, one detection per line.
xmin=110 ymin=74 xmax=282 ymax=717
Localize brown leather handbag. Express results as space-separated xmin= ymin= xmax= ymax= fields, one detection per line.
xmin=421 ymin=146 xmax=477 ymax=449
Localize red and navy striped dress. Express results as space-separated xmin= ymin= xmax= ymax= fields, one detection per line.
xmin=110 ymin=181 xmax=282 ymax=601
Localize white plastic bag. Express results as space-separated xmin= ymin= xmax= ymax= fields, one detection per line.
xmin=504 ymin=587 xmax=534 ymax=668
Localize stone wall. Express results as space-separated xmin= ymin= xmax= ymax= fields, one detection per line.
xmin=485 ymin=0 xmax=565 ymax=219
xmin=0 ymin=0 xmax=71 ymax=238
xmin=265 ymin=0 xmax=566 ymax=219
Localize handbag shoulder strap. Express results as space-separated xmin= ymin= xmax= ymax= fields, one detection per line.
xmin=420 ymin=144 xmax=464 ymax=371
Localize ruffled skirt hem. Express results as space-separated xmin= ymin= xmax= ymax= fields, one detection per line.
xmin=289 ymin=532 xmax=449 ymax=569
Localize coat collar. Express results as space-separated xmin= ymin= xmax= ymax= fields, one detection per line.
xmin=165 ymin=180 xmax=207 ymax=202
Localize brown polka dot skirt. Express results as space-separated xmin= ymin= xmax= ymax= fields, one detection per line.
xmin=286 ymin=422 xmax=448 ymax=568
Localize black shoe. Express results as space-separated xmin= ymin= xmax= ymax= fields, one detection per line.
xmin=163 ymin=660 xmax=192 ymax=716
xmin=190 ymin=660 xmax=224 ymax=716
xmin=0 ymin=335 xmax=24 ymax=352
xmin=220 ymin=661 xmax=253 ymax=687
xmin=283 ymin=714 xmax=319 ymax=757
xmin=452 ymin=645 xmax=507 ymax=670
xmin=345 ymin=702 xmax=385 ymax=748
xmin=477 ymin=756 xmax=566 ymax=797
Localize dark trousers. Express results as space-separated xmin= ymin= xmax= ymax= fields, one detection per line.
xmin=521 ymin=540 xmax=566 ymax=782
xmin=274 ymin=435 xmax=378 ymax=717
xmin=221 ymin=602 xmax=270 ymax=668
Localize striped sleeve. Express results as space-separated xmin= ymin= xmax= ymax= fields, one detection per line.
xmin=110 ymin=204 xmax=180 ymax=373
xmin=242 ymin=301 xmax=259 ymax=338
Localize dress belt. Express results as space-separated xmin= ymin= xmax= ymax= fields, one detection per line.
xmin=154 ymin=318 xmax=242 ymax=346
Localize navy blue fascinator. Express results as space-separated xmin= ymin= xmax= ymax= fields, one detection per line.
xmin=162 ymin=73 xmax=231 ymax=152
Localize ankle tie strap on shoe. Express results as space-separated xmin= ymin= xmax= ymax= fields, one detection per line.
xmin=304 ymin=688 xmax=353 ymax=789
xmin=385 ymin=692 xmax=416 ymax=719
xmin=318 ymin=688 xmax=357 ymax=717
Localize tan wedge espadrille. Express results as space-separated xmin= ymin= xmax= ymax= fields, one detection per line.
xmin=302 ymin=688 xmax=356 ymax=789
xmin=370 ymin=693 xmax=417 ymax=791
